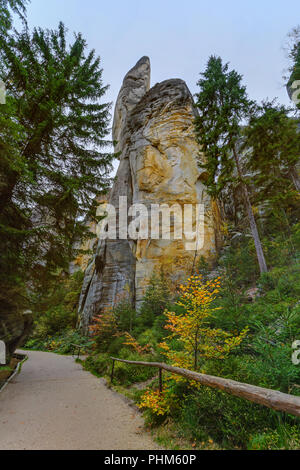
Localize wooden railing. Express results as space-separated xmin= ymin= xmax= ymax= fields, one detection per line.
xmin=110 ymin=357 xmax=300 ymax=418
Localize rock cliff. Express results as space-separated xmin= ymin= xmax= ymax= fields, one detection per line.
xmin=78 ymin=57 xmax=221 ymax=333
xmin=0 ymin=311 xmax=32 ymax=361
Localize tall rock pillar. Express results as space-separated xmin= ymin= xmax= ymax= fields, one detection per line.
xmin=78 ymin=57 xmax=221 ymax=333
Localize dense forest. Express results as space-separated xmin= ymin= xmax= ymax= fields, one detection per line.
xmin=1 ymin=0 xmax=300 ymax=451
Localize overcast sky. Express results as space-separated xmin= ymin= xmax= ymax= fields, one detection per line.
xmin=22 ymin=0 xmax=299 ymax=135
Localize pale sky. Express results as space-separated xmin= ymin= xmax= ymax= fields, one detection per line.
xmin=18 ymin=0 xmax=299 ymax=135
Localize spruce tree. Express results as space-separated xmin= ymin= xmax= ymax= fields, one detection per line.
xmin=244 ymin=102 xmax=300 ymax=197
xmin=195 ymin=56 xmax=268 ymax=274
xmin=0 ymin=0 xmax=30 ymax=315
xmin=0 ymin=0 xmax=27 ymax=35
xmin=0 ymin=21 xmax=113 ymax=315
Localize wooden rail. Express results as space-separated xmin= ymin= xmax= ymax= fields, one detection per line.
xmin=110 ymin=357 xmax=300 ymax=418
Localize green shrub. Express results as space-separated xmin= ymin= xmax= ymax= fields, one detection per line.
xmin=136 ymin=272 xmax=172 ymax=332
xmin=246 ymin=318 xmax=300 ymax=392
xmin=32 ymin=305 xmax=77 ymax=339
xmin=84 ymin=353 xmax=111 ymax=377
xmin=113 ymin=361 xmax=155 ymax=386
xmin=248 ymin=425 xmax=300 ymax=450
xmin=111 ymin=298 xmax=136 ymax=333
xmin=107 ymin=336 xmax=128 ymax=355
xmin=91 ymin=295 xmax=136 ymax=353
xmin=218 ymin=238 xmax=259 ymax=288
xmin=25 ymin=328 xmax=94 ymax=355
xmin=83 ymin=350 xmax=156 ymax=386
xmin=29 ymin=271 xmax=84 ymax=341
xmin=177 ymin=386 xmax=299 ymax=449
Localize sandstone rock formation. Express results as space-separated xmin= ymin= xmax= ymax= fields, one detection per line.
xmin=0 ymin=311 xmax=33 ymax=361
xmin=113 ymin=56 xmax=151 ymax=153
xmin=70 ymin=196 xmax=108 ymax=274
xmin=78 ymin=57 xmax=221 ymax=333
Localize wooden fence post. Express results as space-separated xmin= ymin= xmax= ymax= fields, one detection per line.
xmin=159 ymin=368 xmax=163 ymax=394
xmin=111 ymin=359 xmax=115 ymax=384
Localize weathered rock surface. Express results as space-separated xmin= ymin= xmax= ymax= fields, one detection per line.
xmin=113 ymin=56 xmax=151 ymax=152
xmin=70 ymin=197 xmax=108 ymax=274
xmin=0 ymin=312 xmax=32 ymax=361
xmin=78 ymin=57 xmax=221 ymax=333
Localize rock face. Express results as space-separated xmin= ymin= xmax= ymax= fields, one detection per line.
xmin=70 ymin=196 xmax=108 ymax=274
xmin=78 ymin=57 xmax=221 ymax=333
xmin=0 ymin=312 xmax=33 ymax=362
xmin=113 ymin=56 xmax=151 ymax=152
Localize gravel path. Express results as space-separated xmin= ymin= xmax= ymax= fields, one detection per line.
xmin=0 ymin=350 xmax=158 ymax=450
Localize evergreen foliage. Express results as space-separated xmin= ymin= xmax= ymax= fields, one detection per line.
xmin=194 ymin=56 xmax=268 ymax=273
xmin=244 ymin=101 xmax=300 ymax=214
xmin=0 ymin=0 xmax=27 ymax=35
xmin=0 ymin=17 xmax=113 ymax=315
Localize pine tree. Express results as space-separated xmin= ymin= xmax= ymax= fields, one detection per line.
xmin=194 ymin=56 xmax=268 ymax=274
xmin=0 ymin=0 xmax=30 ymax=316
xmin=244 ymin=101 xmax=300 ymax=197
xmin=0 ymin=21 xmax=113 ymax=315
xmin=0 ymin=0 xmax=27 ymax=35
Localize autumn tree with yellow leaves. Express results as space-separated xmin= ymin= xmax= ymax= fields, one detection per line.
xmin=139 ymin=276 xmax=248 ymax=416
xmin=159 ymin=276 xmax=248 ymax=371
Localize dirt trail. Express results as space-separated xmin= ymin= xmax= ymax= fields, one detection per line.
xmin=0 ymin=350 xmax=158 ymax=450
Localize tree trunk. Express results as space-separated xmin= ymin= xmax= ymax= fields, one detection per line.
xmin=232 ymin=147 xmax=268 ymax=274
xmin=194 ymin=341 xmax=198 ymax=370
